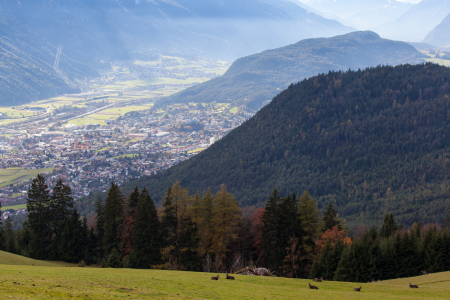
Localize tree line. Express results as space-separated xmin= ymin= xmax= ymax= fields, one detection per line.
xmin=2 ymin=175 xmax=450 ymax=283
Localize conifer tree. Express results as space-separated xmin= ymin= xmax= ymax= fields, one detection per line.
xmin=103 ymin=182 xmax=124 ymax=258
xmin=262 ymin=188 xmax=282 ymax=269
xmin=298 ymin=191 xmax=321 ymax=272
xmin=27 ymin=174 xmax=52 ymax=259
xmin=161 ymin=186 xmax=178 ymax=268
xmin=5 ymin=216 xmax=17 ymax=254
xmin=323 ymin=202 xmax=342 ymax=231
xmin=210 ymin=185 xmax=241 ymax=268
xmin=128 ymin=186 xmax=140 ymax=211
xmin=132 ymin=188 xmax=161 ymax=268
xmin=59 ymin=208 xmax=82 ymax=263
xmin=95 ymin=197 xmax=105 ymax=259
xmin=380 ymin=213 xmax=397 ymax=238
xmin=50 ymin=178 xmax=74 ymax=260
xmin=198 ymin=188 xmax=215 ymax=257
xmin=108 ymin=247 xmax=121 ymax=268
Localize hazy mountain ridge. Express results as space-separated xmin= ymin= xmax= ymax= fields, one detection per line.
xmin=0 ymin=14 xmax=98 ymax=106
xmin=0 ymin=0 xmax=352 ymax=64
xmin=423 ymin=13 xmax=450 ymax=47
xmin=297 ymin=0 xmax=413 ymax=29
xmin=160 ymin=31 xmax=426 ymax=110
xmin=120 ymin=63 xmax=450 ymax=226
xmin=373 ymin=0 xmax=450 ymax=42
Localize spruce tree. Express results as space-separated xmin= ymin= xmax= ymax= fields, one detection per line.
xmin=161 ymin=186 xmax=178 ymax=267
xmin=5 ymin=216 xmax=17 ymax=254
xmin=128 ymin=186 xmax=140 ymax=211
xmin=50 ymin=178 xmax=74 ymax=260
xmin=133 ymin=188 xmax=161 ymax=268
xmin=27 ymin=174 xmax=52 ymax=259
xmin=262 ymin=188 xmax=282 ymax=270
xmin=380 ymin=213 xmax=397 ymax=238
xmin=59 ymin=208 xmax=82 ymax=263
xmin=103 ymin=182 xmax=124 ymax=258
xmin=95 ymin=197 xmax=105 ymax=259
xmin=323 ymin=202 xmax=342 ymax=231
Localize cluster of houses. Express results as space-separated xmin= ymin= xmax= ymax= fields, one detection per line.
xmin=0 ymin=103 xmax=252 ymax=210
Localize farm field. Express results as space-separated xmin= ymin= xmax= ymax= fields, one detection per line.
xmin=66 ymin=104 xmax=154 ymax=126
xmin=1 ymin=203 xmax=27 ymax=211
xmin=0 ymin=259 xmax=449 ymax=299
xmin=426 ymin=58 xmax=450 ymax=67
xmin=0 ymin=168 xmax=54 ymax=188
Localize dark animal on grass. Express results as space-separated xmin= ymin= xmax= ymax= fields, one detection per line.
xmin=353 ymin=286 xmax=362 ymax=291
xmin=309 ymin=283 xmax=318 ymax=289
xmin=313 ymin=277 xmax=323 ymax=282
xmin=211 ymin=275 xmax=219 ymax=280
xmin=226 ymin=272 xmax=235 ymax=280
xmin=409 ymin=283 xmax=418 ymax=288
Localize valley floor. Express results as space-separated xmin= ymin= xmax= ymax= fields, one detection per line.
xmin=0 ymin=257 xmax=449 ymax=299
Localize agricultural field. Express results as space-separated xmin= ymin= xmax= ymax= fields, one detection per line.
xmin=0 ymin=256 xmax=449 ymax=299
xmin=66 ymin=104 xmax=154 ymax=126
xmin=0 ymin=168 xmax=54 ymax=188
xmin=425 ymin=58 xmax=450 ymax=67
xmin=1 ymin=203 xmax=27 ymax=211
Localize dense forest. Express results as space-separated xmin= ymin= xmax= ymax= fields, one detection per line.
xmin=160 ymin=31 xmax=425 ymax=110
xmin=111 ymin=63 xmax=450 ymax=226
xmin=2 ymin=175 xmax=450 ymax=283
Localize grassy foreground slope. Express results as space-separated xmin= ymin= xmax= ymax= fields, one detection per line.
xmin=0 ymin=265 xmax=449 ymax=299
xmin=0 ymin=251 xmax=73 ymax=267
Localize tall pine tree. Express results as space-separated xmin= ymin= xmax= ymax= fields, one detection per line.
xmin=132 ymin=188 xmax=161 ymax=268
xmin=103 ymin=182 xmax=124 ymax=258
xmin=27 ymin=174 xmax=52 ymax=259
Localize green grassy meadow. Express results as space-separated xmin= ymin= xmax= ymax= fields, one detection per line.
xmin=0 ymin=261 xmax=449 ymax=299
xmin=0 ymin=251 xmax=74 ymax=267
xmin=0 ymin=168 xmax=54 ymax=187
xmin=426 ymin=58 xmax=450 ymax=67
xmin=1 ymin=203 xmax=27 ymax=211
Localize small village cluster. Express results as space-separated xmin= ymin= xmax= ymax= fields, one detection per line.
xmin=0 ymin=104 xmax=252 ymax=214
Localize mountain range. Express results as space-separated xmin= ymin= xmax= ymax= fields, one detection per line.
xmin=0 ymin=14 xmax=97 ymax=106
xmin=423 ymin=13 xmax=450 ymax=47
xmin=118 ymin=63 xmax=450 ymax=227
xmin=297 ymin=0 xmax=413 ymax=29
xmin=0 ymin=0 xmax=352 ymax=63
xmin=159 ymin=31 xmax=426 ymax=110
xmin=0 ymin=0 xmax=353 ymax=105
xmin=373 ymin=0 xmax=450 ymax=42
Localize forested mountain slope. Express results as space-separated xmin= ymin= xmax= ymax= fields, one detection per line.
xmin=159 ymin=31 xmax=425 ymax=110
xmin=0 ymin=15 xmax=97 ymax=106
xmin=121 ymin=63 xmax=450 ymax=226
xmin=423 ymin=13 xmax=450 ymax=47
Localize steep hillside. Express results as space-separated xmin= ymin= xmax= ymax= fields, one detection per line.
xmin=159 ymin=31 xmax=425 ymax=110
xmin=423 ymin=13 xmax=450 ymax=47
xmin=121 ymin=63 xmax=450 ymax=226
xmin=0 ymin=14 xmax=98 ymax=106
xmin=0 ymin=0 xmax=352 ymax=63
xmin=373 ymin=0 xmax=450 ymax=42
